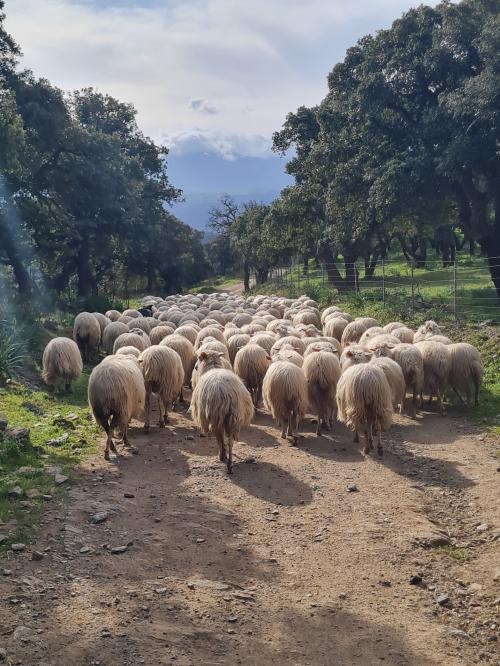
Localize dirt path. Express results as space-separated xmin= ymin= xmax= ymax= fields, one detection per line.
xmin=1 ymin=400 xmax=499 ymax=665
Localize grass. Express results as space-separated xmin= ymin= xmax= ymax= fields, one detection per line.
xmin=0 ymin=369 xmax=98 ymax=551
xmin=188 ymin=275 xmax=241 ymax=294
xmin=435 ymin=545 xmax=471 ymax=562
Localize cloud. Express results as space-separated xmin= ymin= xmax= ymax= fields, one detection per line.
xmin=5 ymin=0 xmax=440 ymax=158
xmin=189 ymin=98 xmax=217 ymax=115
xmin=163 ymin=129 xmax=271 ymax=161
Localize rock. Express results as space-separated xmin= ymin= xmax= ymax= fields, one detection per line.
xmin=11 ymin=543 xmax=26 ymax=552
xmin=0 ymin=536 xmax=6 ymax=545
xmin=347 ymin=483 xmax=358 ymax=492
xmin=124 ymin=492 xmax=135 ymax=498
xmin=80 ymin=546 xmax=91 ymax=554
xmin=186 ymin=435 xmax=195 ymax=441
xmin=13 ymin=626 xmax=33 ymax=642
xmin=227 ymin=616 xmax=238 ymax=623
xmin=110 ymin=546 xmax=128 ymax=554
xmin=0 ymin=415 xmax=7 ymax=431
xmin=476 ymin=523 xmax=489 ymax=532
xmin=8 ymin=486 xmax=24 ymax=499
xmin=436 ymin=593 xmax=451 ymax=607
xmin=409 ymin=575 xmax=423 ymax=585
xmin=5 ymin=427 xmax=30 ymax=445
xmin=339 ymin=592 xmax=347 ymax=599
xmin=493 ymin=568 xmax=500 ymax=582
xmin=379 ymin=580 xmax=391 ymax=587
xmin=26 ymin=489 xmax=41 ymax=499
xmin=195 ymin=538 xmax=205 ymax=543
xmin=54 ymin=474 xmax=68 ymax=485
xmin=421 ymin=533 xmax=451 ymax=547
xmin=42 ymin=494 xmax=53 ymax=501
xmin=155 ymin=587 xmax=167 ymax=594
xmin=448 ymin=628 xmax=470 ymax=640
xmin=46 ymin=434 xmax=69 ymax=447
xmin=2 ymin=569 xmax=12 ymax=576
xmin=187 ymin=578 xmax=230 ymax=591
xmin=479 ymin=319 xmax=494 ymax=327
xmin=17 ymin=466 xmax=38 ymax=475
xmin=244 ymin=457 xmax=256 ymax=464
xmin=0 ymin=647 xmax=6 ymax=661
xmin=227 ymin=628 xmax=236 ymax=635
xmin=90 ymin=511 xmax=109 ymax=525
xmin=31 ymin=551 xmax=45 ymax=561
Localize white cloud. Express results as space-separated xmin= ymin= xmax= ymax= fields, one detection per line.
xmin=164 ymin=128 xmax=271 ymax=160
xmin=4 ymin=0 xmax=439 ymax=159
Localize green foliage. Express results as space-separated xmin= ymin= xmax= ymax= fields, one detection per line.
xmin=0 ymin=318 xmax=27 ymax=383
xmin=435 ymin=546 xmax=470 ymax=562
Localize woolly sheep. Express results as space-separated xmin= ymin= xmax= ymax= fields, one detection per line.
xmin=303 ymin=340 xmax=340 ymax=358
xmin=127 ymin=318 xmax=151 ymax=334
xmin=262 ymin=361 xmax=308 ymax=443
xmin=73 ymin=312 xmax=101 ymax=361
xmin=340 ymin=320 xmax=368 ymax=347
xmin=383 ymin=322 xmax=406 ymax=334
xmin=448 ymin=343 xmax=483 ymax=406
xmin=149 ymin=325 xmax=175 ymax=345
xmin=392 ymin=326 xmax=414 ymax=344
xmin=88 ymin=356 xmax=145 ymax=460
xmin=115 ymin=346 xmax=141 ymax=359
xmin=123 ymin=309 xmax=142 ymax=319
xmin=425 ymin=334 xmax=452 ymax=345
xmin=160 ymin=334 xmax=196 ymax=398
xmin=340 ymin=344 xmax=371 ymax=370
xmin=336 ymin=363 xmax=393 ymax=456
xmin=323 ymin=317 xmax=349 ymax=341
xmin=191 ymin=349 xmax=233 ymax=389
xmin=42 ymin=337 xmax=83 ymax=392
xmin=364 ymin=334 xmax=400 ymax=354
xmin=194 ymin=326 xmax=226 ymax=350
xmin=191 ymin=369 xmax=254 ymax=473
xmin=113 ymin=332 xmax=150 ymax=354
xmin=293 ymin=310 xmax=321 ymax=329
xmin=251 ymin=333 xmax=276 ymax=354
xmin=93 ymin=312 xmax=111 ymax=335
xmin=414 ymin=320 xmax=441 ymax=342
xmin=356 ymin=317 xmax=379 ymax=330
xmin=321 ymin=306 xmax=341 ymax=325
xmin=175 ymin=325 xmax=199 ymax=345
xmin=415 ymin=340 xmax=451 ymax=414
xmin=358 ymin=327 xmax=385 ymax=346
xmin=303 ymin=350 xmax=341 ymax=435
xmin=105 ymin=309 xmax=122 ymax=322
xmin=227 ymin=333 xmax=251 ymax=364
xmin=234 ymin=343 xmax=271 ymax=407
xmin=102 ymin=321 xmax=128 ymax=355
xmin=370 ymin=357 xmax=406 ymax=413
xmin=138 ymin=345 xmax=184 ymax=431
xmin=387 ymin=343 xmax=424 ymax=418
xmin=197 ymin=337 xmax=231 ymax=362
xmin=273 ymin=347 xmax=304 ymax=368
xmin=271 ymin=335 xmax=306 ymax=357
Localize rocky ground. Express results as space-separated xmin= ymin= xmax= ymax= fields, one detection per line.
xmin=0 ymin=398 xmax=499 ymax=666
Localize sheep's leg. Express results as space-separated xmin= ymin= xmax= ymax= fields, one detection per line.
xmin=465 ymin=384 xmax=471 ymax=407
xmin=419 ymin=392 xmax=424 ymax=408
xmin=316 ymin=414 xmax=322 ymax=437
xmin=104 ymin=425 xmax=113 ymax=461
xmin=216 ymin=431 xmax=226 ymax=462
xmin=353 ymin=431 xmax=360 ymax=444
xmin=411 ymin=386 xmax=417 ymax=418
xmin=144 ymin=387 xmax=151 ymax=433
xmin=474 ymin=379 xmax=480 ymax=407
xmin=65 ymin=381 xmax=72 ymax=394
xmin=287 ymin=413 xmax=293 ymax=437
xmin=293 ymin=411 xmax=300 ymax=444
xmin=452 ymin=386 xmax=466 ymax=406
xmin=226 ymin=434 xmax=233 ymax=474
xmin=179 ymin=387 xmax=185 ymax=404
xmin=280 ymin=422 xmax=287 ymax=439
xmin=157 ymin=395 xmax=165 ymax=428
xmin=363 ymin=423 xmax=373 ymax=455
xmin=376 ymin=428 xmax=383 ymax=457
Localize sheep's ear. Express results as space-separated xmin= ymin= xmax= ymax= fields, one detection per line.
xmin=312 ymin=347 xmax=321 ymax=352
xmin=199 ymin=351 xmax=207 ymax=360
xmin=346 ymin=350 xmax=353 ymax=357
xmin=266 ymin=355 xmax=272 ymax=361
xmin=217 ymin=352 xmax=225 ymax=357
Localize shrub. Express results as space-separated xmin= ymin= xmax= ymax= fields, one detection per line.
xmin=0 ymin=318 xmax=27 ymax=384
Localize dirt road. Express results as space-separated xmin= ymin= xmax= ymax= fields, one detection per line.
xmin=0 ymin=400 xmax=499 ymax=665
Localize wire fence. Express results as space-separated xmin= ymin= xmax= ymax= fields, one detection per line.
xmin=267 ymin=255 xmax=500 ymax=323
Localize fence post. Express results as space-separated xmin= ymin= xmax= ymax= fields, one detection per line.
xmin=354 ymin=261 xmax=358 ymax=293
xmin=410 ymin=263 xmax=415 ymax=313
xmin=382 ymin=259 xmax=385 ymax=308
xmin=453 ymin=260 xmax=458 ymax=323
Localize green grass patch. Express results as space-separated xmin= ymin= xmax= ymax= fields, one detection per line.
xmin=435 ymin=545 xmax=470 ymax=562
xmin=188 ymin=276 xmax=241 ymax=294
xmin=0 ymin=369 xmax=98 ymax=551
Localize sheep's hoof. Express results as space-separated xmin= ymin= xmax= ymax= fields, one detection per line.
xmin=377 ymin=447 xmax=383 ymax=457
xmin=219 ymin=452 xmax=227 ymax=462
xmin=226 ymin=464 xmax=233 ymax=475
xmin=363 ymin=446 xmax=370 ymax=455
xmin=104 ymin=451 xmax=110 ymax=461
xmin=280 ymin=432 xmax=287 ymax=439
xmin=158 ymin=420 xmax=165 ymax=428
xmin=144 ymin=425 xmax=150 ymax=433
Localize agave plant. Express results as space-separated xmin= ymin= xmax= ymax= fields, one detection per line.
xmin=0 ymin=318 xmax=26 ymax=384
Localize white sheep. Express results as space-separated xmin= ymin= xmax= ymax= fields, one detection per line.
xmin=323 ymin=317 xmax=349 ymax=341
xmin=191 ymin=349 xmax=233 ymax=389
xmin=115 ymin=346 xmax=141 ymax=359
xmin=391 ymin=326 xmax=415 ymax=344
xmin=234 ymin=343 xmax=271 ymax=407
xmin=113 ymin=332 xmax=150 ymax=354
xmin=105 ymin=309 xmax=122 ymax=322
xmin=42 ymin=337 xmax=83 ymax=393
xmin=102 ymin=321 xmax=128 ymax=355
xmin=93 ymin=312 xmax=111 ymax=336
xmin=415 ymin=340 xmax=451 ymax=414
xmin=138 ymin=345 xmax=184 ymax=431
xmin=414 ymin=320 xmax=441 ymax=342
xmin=448 ymin=343 xmax=483 ymax=406
xmin=73 ymin=312 xmax=101 ymax=361
xmin=370 ymin=356 xmax=406 ymax=413
xmin=262 ymin=361 xmax=308 ymax=443
xmin=149 ymin=325 xmax=175 ymax=345
xmin=336 ymin=363 xmax=393 ymax=456
xmin=303 ymin=350 xmax=341 ymax=435
xmin=160 ymin=334 xmax=196 ymax=399
xmin=190 ymin=369 xmax=254 ymax=473
xmin=251 ymin=333 xmax=276 ymax=354
xmin=386 ymin=343 xmax=424 ymax=418
xmin=227 ymin=333 xmax=251 ymax=364
xmin=340 ymin=320 xmax=368 ymax=347
xmin=88 ymin=356 xmax=145 ymax=460
xmin=340 ymin=344 xmax=372 ymax=370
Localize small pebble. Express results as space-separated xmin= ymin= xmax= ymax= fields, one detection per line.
xmin=347 ymin=483 xmax=358 ymax=492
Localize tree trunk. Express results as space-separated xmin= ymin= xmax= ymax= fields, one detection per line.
xmin=344 ymin=255 xmax=358 ymax=292
xmin=0 ymin=218 xmax=32 ymax=294
xmin=302 ymin=255 xmax=309 ymax=275
xmin=243 ymin=260 xmax=250 ymax=291
xmin=482 ymin=188 xmax=500 ymax=301
xmin=364 ymin=253 xmax=379 ymax=280
xmin=77 ymin=237 xmax=92 ymax=298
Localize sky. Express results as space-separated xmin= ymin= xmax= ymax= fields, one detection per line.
xmin=4 ymin=0 xmax=438 ymax=228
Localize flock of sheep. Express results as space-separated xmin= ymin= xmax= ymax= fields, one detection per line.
xmin=41 ymin=293 xmax=483 ymax=473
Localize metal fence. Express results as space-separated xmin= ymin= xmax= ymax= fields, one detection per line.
xmin=267 ymin=256 xmax=500 ymax=323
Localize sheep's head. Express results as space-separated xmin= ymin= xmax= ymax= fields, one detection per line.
xmin=341 ymin=345 xmax=372 ymax=369
xmin=196 ymin=350 xmax=226 ymax=374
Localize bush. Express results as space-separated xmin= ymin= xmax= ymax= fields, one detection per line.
xmin=0 ymin=318 xmax=27 ymax=384
xmin=73 ymin=294 xmax=125 ymax=314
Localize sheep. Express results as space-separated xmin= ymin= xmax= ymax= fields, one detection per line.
xmin=370 ymin=357 xmax=406 ymax=413
xmin=190 ymin=369 xmax=254 ymax=473
xmin=415 ymin=340 xmax=451 ymax=414
xmin=105 ymin=309 xmax=122 ymax=322
xmin=392 ymin=326 xmax=414 ymax=344
xmin=383 ymin=321 xmax=406 ymax=334
xmin=175 ymin=325 xmax=199 ymax=345
xmin=194 ymin=326 xmax=226 ymax=350
xmin=271 ymin=335 xmax=306 ymax=357
xmin=115 ymin=346 xmax=141 ymax=359
xmin=93 ymin=312 xmax=111 ymax=336
xmin=227 ymin=333 xmax=251 ymax=364
xmin=323 ymin=317 xmax=349 ymax=341
xmin=356 ymin=317 xmax=379 ymax=330
xmin=425 ymin=334 xmax=452 ymax=345
xmin=234 ymin=343 xmax=271 ymax=407
xmin=127 ymin=318 xmax=151 ymax=335
xmin=42 ymin=337 xmax=83 ymax=393
xmin=138 ymin=345 xmax=184 ymax=431
xmin=358 ymin=327 xmax=385 ymax=346
xmin=340 ymin=344 xmax=372 ymax=370
xmin=123 ymin=309 xmax=142 ymax=319
xmin=448 ymin=343 xmax=483 ymax=406
xmin=414 ymin=320 xmax=441 ymax=342
xmin=197 ymin=337 xmax=230 ymax=362
xmin=303 ymin=350 xmax=341 ymax=435
xmin=321 ymin=306 xmax=341 ymax=325
xmin=262 ymin=361 xmax=308 ymax=443
xmin=113 ymin=332 xmax=150 ymax=354
xmin=364 ymin=334 xmax=400 ymax=354
xmin=73 ymin=312 xmax=101 ymax=361
xmin=336 ymin=363 xmax=393 ymax=456
xmin=232 ymin=313 xmax=253 ymax=327
xmin=149 ymin=325 xmax=175 ymax=345
xmin=293 ymin=310 xmax=321 ymax=329
xmin=303 ymin=340 xmax=340 ymax=358
xmin=273 ymin=347 xmax=304 ymax=367
xmin=340 ymin=320 xmax=368 ymax=347
xmin=88 ymin=356 xmax=145 ymax=460
xmin=102 ymin=321 xmax=128 ymax=355
xmin=385 ymin=343 xmax=424 ymax=418
xmin=251 ymin=333 xmax=276 ymax=354
xmin=160 ymin=334 xmax=196 ymax=399
xmin=191 ymin=349 xmax=233 ymax=389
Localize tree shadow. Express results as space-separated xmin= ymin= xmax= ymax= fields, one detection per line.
xmin=229 ymin=460 xmax=313 ymax=506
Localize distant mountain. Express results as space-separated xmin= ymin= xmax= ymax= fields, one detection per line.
xmin=166 ymin=152 xmax=293 ymax=231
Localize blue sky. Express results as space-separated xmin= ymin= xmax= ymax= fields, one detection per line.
xmin=5 ymin=0 xmax=439 ymax=228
